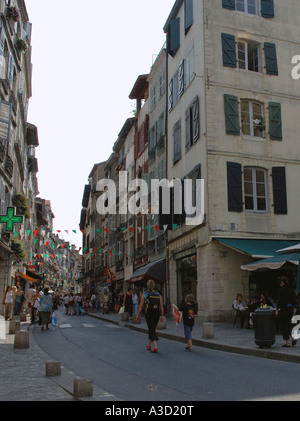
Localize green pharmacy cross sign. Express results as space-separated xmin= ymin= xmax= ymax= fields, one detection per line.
xmin=0 ymin=207 xmax=23 ymax=233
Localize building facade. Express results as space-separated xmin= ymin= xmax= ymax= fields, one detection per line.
xmin=80 ymin=0 xmax=300 ymax=321
xmin=0 ymin=0 xmax=40 ymax=307
xmin=164 ymin=0 xmax=300 ymax=320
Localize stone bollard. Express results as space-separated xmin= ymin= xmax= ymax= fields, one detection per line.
xmin=73 ymin=378 xmax=93 ymax=398
xmin=9 ymin=319 xmax=20 ymax=334
xmin=121 ymin=312 xmax=129 ymax=322
xmin=14 ymin=330 xmax=29 ymax=349
xmin=131 ymin=314 xmax=140 ymax=324
xmin=20 ymin=313 xmax=27 ymax=322
xmin=46 ymin=362 xmax=61 ymax=377
xmin=202 ymin=322 xmax=214 ymax=339
xmin=157 ymin=316 xmax=167 ymax=330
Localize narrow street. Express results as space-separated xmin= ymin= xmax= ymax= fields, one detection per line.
xmin=31 ymin=308 xmax=300 ymax=402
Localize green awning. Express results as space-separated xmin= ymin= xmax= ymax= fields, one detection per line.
xmin=215 ymin=238 xmax=300 ymax=259
xmin=241 ymin=252 xmax=300 ymax=272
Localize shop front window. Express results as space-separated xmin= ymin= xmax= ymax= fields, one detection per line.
xmin=177 ymin=255 xmax=197 ymax=305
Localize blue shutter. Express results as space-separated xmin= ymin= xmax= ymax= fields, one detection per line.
xmin=264 ymin=43 xmax=278 ymax=75
xmin=227 ymin=162 xmax=243 ymax=212
xmin=269 ymin=102 xmax=282 ymax=140
xmin=224 ymin=94 xmax=240 ymax=135
xmin=222 ymin=0 xmax=235 ymax=10
xmin=169 ymin=18 xmax=180 ymax=57
xmin=261 ymin=0 xmax=274 ymax=18
xmin=185 ymin=0 xmax=193 ymax=33
xmin=272 ymin=167 xmax=287 ymax=214
xmin=222 ymin=33 xmax=237 ymax=68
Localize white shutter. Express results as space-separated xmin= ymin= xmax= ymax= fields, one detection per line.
xmin=178 ymin=60 xmax=184 ymax=97
xmin=0 ymin=182 xmax=5 ymax=214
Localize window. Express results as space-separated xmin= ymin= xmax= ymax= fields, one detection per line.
xmin=169 ymin=18 xmax=180 ymax=57
xmin=238 ymin=41 xmax=261 ymax=72
xmin=222 ymin=33 xmax=278 ymax=76
xmin=173 ymin=120 xmax=181 ymax=163
xmin=244 ymin=168 xmax=268 ymax=212
xmin=236 ymin=0 xmax=258 ymax=15
xmin=241 ymin=100 xmax=265 ymax=137
xmin=150 ymin=84 xmax=157 ymax=112
xmin=185 ymin=0 xmax=193 ymax=34
xmin=184 ymin=45 xmax=195 ymax=89
xmin=159 ymin=68 xmax=166 ymax=98
xmin=0 ymin=100 xmax=12 ymax=146
xmin=0 ymin=181 xmax=5 ymax=214
xmin=185 ymin=96 xmax=200 ymax=151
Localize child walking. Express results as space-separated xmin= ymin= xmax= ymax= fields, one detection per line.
xmin=172 ymin=294 xmax=196 ymax=352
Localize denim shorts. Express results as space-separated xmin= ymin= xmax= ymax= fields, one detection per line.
xmin=184 ymin=324 xmax=193 ymax=340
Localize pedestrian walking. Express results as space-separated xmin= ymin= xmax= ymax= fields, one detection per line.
xmin=76 ymin=294 xmax=84 ymax=316
xmin=124 ymin=288 xmax=133 ymax=318
xmin=132 ymin=289 xmax=139 ymax=315
xmin=172 ymin=294 xmax=196 ymax=352
xmin=136 ymin=279 xmax=164 ymax=353
xmin=3 ymin=286 xmax=13 ymax=321
xmin=26 ymin=284 xmax=36 ymax=324
xmin=14 ymin=286 xmax=23 ymax=315
xmin=39 ymin=287 xmax=53 ymax=331
xmin=276 ymin=276 xmax=297 ymax=347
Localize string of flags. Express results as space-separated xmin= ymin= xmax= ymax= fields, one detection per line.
xmin=13 ymin=223 xmax=179 ymax=244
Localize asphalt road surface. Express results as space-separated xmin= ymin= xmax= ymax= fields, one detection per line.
xmin=32 ymin=308 xmax=300 ymax=401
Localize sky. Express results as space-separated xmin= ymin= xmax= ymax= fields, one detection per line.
xmin=25 ymin=0 xmax=175 ymax=249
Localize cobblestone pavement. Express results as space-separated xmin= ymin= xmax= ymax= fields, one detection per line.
xmin=1 ymin=309 xmax=300 ymax=401
xmin=0 ymin=318 xmax=74 ymax=401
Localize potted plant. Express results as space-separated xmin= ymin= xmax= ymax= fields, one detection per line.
xmin=6 ymin=6 xmax=20 ymax=22
xmin=13 ymin=193 xmax=30 ymax=219
xmin=15 ymin=38 xmax=28 ymax=53
xmin=11 ymin=239 xmax=27 ymax=261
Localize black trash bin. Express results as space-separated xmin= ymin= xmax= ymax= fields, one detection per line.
xmin=253 ymin=308 xmax=276 ymax=348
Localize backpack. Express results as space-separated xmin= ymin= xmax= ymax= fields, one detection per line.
xmin=145 ymin=290 xmax=160 ymax=314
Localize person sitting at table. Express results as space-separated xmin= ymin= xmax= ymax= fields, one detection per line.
xmin=260 ymin=292 xmax=273 ymax=308
xmin=232 ymin=293 xmax=248 ymax=328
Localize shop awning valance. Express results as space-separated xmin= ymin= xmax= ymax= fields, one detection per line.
xmin=241 ymin=252 xmax=300 ymax=272
xmin=19 ymin=272 xmax=37 ymax=283
xmin=130 ymin=259 xmax=165 ymax=285
xmin=215 ymin=238 xmax=300 ymax=259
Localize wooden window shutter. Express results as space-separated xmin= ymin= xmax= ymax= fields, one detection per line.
xmin=224 ymin=94 xmax=240 ymax=135
xmin=193 ymin=96 xmax=200 ymax=141
xmin=264 ymin=42 xmax=278 ymax=75
xmin=222 ymin=33 xmax=237 ymax=68
xmin=173 ymin=120 xmax=182 ymax=163
xmin=185 ymin=107 xmax=192 ymax=151
xmin=261 ymin=0 xmax=274 ymax=18
xmin=178 ymin=60 xmax=184 ymax=97
xmin=272 ymin=167 xmax=287 ymax=214
xmin=169 ymin=18 xmax=180 ymax=57
xmin=269 ymin=102 xmax=282 ymax=140
xmin=159 ymin=186 xmax=173 ymax=227
xmin=168 ymin=79 xmax=173 ymax=112
xmin=222 ymin=0 xmax=235 ymax=10
xmin=0 ymin=100 xmax=12 ymax=147
xmin=185 ymin=0 xmax=193 ymax=33
xmin=227 ymin=162 xmax=243 ymax=212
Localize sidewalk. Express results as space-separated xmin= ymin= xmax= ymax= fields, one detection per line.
xmin=1 ymin=310 xmax=300 ymax=401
